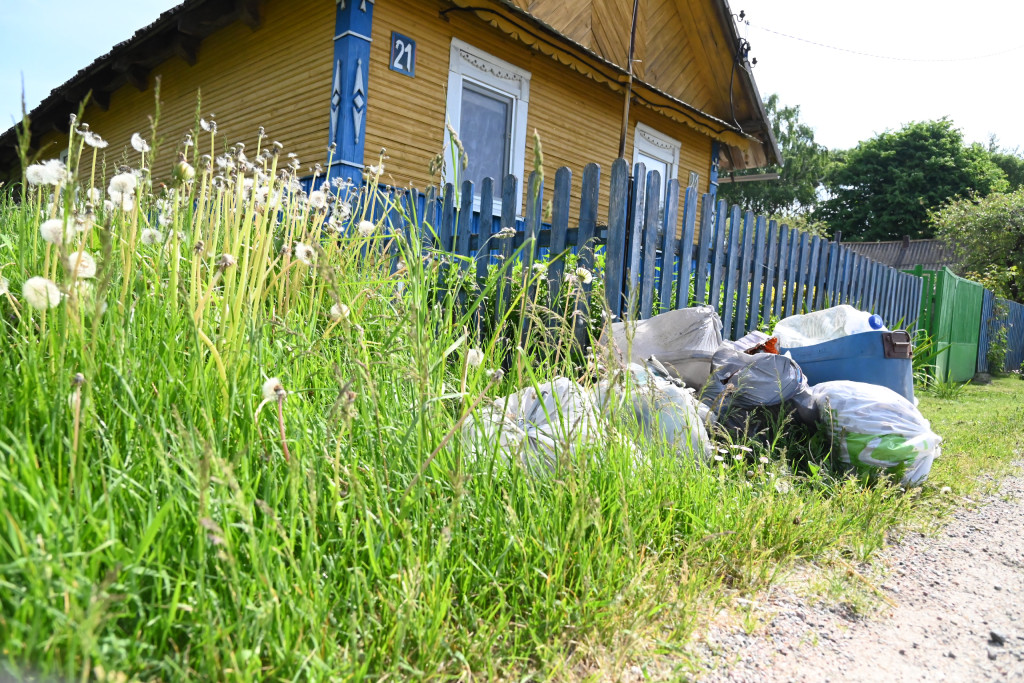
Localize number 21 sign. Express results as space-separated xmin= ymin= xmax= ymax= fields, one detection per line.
xmin=389 ymin=33 xmax=416 ymax=78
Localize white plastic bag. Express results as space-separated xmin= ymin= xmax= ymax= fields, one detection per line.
xmin=774 ymin=305 xmax=886 ymax=349
xmin=595 ymin=362 xmax=711 ymax=461
xmin=812 ymin=380 xmax=941 ymax=485
xmin=607 ymin=306 xmax=723 ymax=388
xmin=462 ymin=378 xmax=604 ymax=473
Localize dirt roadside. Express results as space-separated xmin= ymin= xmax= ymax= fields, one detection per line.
xmin=692 ymin=464 xmax=1024 ymax=682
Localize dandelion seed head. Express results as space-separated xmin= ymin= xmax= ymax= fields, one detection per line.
xmin=82 ymin=130 xmax=108 ymax=148
xmin=357 ymin=219 xmax=376 ymax=237
xmin=532 ymin=263 xmax=547 ymax=274
xmin=108 ymin=172 xmax=137 ymax=196
xmin=216 ymin=253 xmax=236 ymax=270
xmin=131 ymin=132 xmax=150 ymax=153
xmin=26 ymin=159 xmax=67 ymax=186
xmin=575 ymin=267 xmax=593 ymax=285
xmin=140 ymin=228 xmax=163 ymax=246
xmin=66 ymin=250 xmax=97 ymax=279
xmin=293 ymin=242 xmax=315 ymax=265
xmin=330 ymin=303 xmax=350 ymax=321
xmin=466 ymin=348 xmax=484 ymax=367
xmin=22 ymin=276 xmax=61 ymax=310
xmin=262 ymin=377 xmax=287 ymax=402
xmin=40 ymin=218 xmax=70 ymax=245
xmin=0 ymin=276 xmax=8 ymax=296
xmin=308 ymin=190 xmax=327 ymax=210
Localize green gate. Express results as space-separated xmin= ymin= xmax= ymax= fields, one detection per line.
xmin=908 ymin=267 xmax=984 ymax=381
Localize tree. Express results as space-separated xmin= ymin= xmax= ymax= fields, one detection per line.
xmin=987 ymin=136 xmax=1024 ymax=191
xmin=717 ymin=94 xmax=829 ymax=216
xmin=817 ymin=119 xmax=1008 ymax=242
xmin=931 ymin=188 xmax=1024 ymax=302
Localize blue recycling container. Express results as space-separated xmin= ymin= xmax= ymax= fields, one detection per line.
xmin=781 ymin=330 xmax=915 ymax=401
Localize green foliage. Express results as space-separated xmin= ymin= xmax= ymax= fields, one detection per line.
xmin=818 ymin=119 xmax=1009 ymax=242
xmin=717 ymin=94 xmax=829 ymax=216
xmin=986 ymin=136 xmax=1024 ymax=191
xmin=930 ymin=187 xmax=1024 ymax=302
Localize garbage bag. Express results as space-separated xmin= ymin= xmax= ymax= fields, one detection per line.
xmin=773 ymin=304 xmax=887 ymax=349
xmin=701 ymin=344 xmax=808 ymax=430
xmin=462 ymin=378 xmax=604 ymax=473
xmin=607 ymin=306 xmax=723 ymax=388
xmin=595 ymin=361 xmax=711 ymax=461
xmin=811 ymin=380 xmax=940 ymax=486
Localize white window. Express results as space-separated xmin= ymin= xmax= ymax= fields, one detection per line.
xmin=444 ymin=38 xmax=531 ymax=214
xmin=633 ymin=123 xmax=681 ymax=199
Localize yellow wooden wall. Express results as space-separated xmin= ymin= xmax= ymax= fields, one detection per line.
xmin=39 ymin=0 xmax=334 ymax=181
xmin=365 ymin=0 xmax=712 ymax=234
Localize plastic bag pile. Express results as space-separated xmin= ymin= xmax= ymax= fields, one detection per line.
xmin=464 ymin=305 xmax=941 ymax=486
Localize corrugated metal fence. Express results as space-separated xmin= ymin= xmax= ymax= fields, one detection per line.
xmin=978 ymin=290 xmax=1024 ymax=374
xmin=379 ymin=158 xmax=924 ymax=342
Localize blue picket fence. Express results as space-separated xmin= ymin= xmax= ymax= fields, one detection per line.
xmin=977 ymin=290 xmax=1024 ymax=373
xmin=361 ymin=158 xmax=923 ymax=342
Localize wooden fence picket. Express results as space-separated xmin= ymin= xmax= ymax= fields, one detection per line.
xmin=733 ymin=210 xmax=755 ymax=338
xmin=547 ymin=167 xmax=572 ymax=305
xmin=660 ymin=180 xmax=682 ymax=313
xmin=709 ymin=201 xmax=729 ymax=314
xmin=693 ymin=194 xmax=715 ymax=305
xmin=574 ymin=163 xmax=600 ymax=348
xmin=773 ymin=225 xmax=789 ymax=319
xmin=640 ymin=170 xmax=661 ymax=319
xmin=721 ymin=205 xmax=742 ymax=334
xmin=604 ymin=159 xmax=630 ymax=319
xmin=749 ymin=215 xmax=767 ymax=333
xmin=671 ymin=184 xmax=694 ymax=312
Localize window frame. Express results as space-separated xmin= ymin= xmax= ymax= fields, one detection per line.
xmin=444 ymin=38 xmax=531 ymax=215
xmin=632 ymin=123 xmax=682 ymax=190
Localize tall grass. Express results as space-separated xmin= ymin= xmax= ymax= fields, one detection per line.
xmin=0 ymin=113 xmax=918 ymax=681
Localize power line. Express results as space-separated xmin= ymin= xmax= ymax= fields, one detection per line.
xmin=749 ymin=23 xmax=1024 ymax=63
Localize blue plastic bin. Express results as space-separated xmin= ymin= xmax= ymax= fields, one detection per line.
xmin=781 ymin=330 xmax=915 ymax=402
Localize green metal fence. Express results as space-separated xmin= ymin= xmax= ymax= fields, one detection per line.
xmin=909 ymin=266 xmax=985 ymax=381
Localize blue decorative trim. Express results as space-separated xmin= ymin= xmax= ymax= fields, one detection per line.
xmin=329 ymin=0 xmax=374 ymax=188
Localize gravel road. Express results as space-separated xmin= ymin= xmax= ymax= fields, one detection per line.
xmin=694 ymin=464 xmax=1024 ymax=682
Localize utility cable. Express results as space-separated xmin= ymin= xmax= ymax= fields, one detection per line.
xmin=749 ymin=23 xmax=1024 ymax=63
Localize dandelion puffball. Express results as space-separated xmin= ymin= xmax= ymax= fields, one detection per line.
xmin=131 ymin=132 xmax=150 ymax=153
xmin=40 ymin=218 xmax=69 ymax=245
xmin=293 ymin=242 xmax=315 ymax=266
xmin=141 ymin=228 xmax=163 ymax=246
xmin=261 ymin=377 xmax=287 ymax=402
xmin=25 ymin=159 xmax=67 ymax=186
xmin=308 ymin=190 xmax=327 ymax=210
xmin=330 ymin=303 xmax=349 ymax=321
xmin=357 ymin=220 xmax=376 ymax=237
xmin=22 ymin=276 xmax=61 ymax=310
xmin=108 ymin=172 xmax=137 ymax=196
xmin=467 ymin=348 xmax=484 ymax=367
xmin=575 ymin=267 xmax=593 ymax=285
xmin=66 ymin=250 xmax=97 ymax=279
xmin=82 ymin=131 xmax=108 ymax=148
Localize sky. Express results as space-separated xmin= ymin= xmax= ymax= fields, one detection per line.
xmin=2 ymin=0 xmax=1024 ymax=154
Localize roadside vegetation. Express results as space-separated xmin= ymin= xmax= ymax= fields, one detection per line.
xmin=1 ymin=109 xmax=1022 ymax=682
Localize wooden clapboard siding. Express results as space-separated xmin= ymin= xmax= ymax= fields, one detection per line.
xmin=39 ymin=0 xmax=333 ymax=180
xmin=366 ymin=0 xmax=710 ymax=234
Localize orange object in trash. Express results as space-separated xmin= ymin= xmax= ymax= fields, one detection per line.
xmin=744 ymin=337 xmax=780 ymax=355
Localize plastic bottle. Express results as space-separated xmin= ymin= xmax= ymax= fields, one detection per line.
xmin=773 ymin=305 xmax=888 ymax=348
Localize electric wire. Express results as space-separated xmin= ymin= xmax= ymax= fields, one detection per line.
xmin=750 ymin=23 xmax=1024 ymax=63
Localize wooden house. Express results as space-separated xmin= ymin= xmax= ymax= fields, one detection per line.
xmin=0 ymin=0 xmax=779 ymax=223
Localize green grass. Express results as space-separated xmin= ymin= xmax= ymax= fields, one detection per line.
xmin=1 ymin=117 xmax=1022 ymax=682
